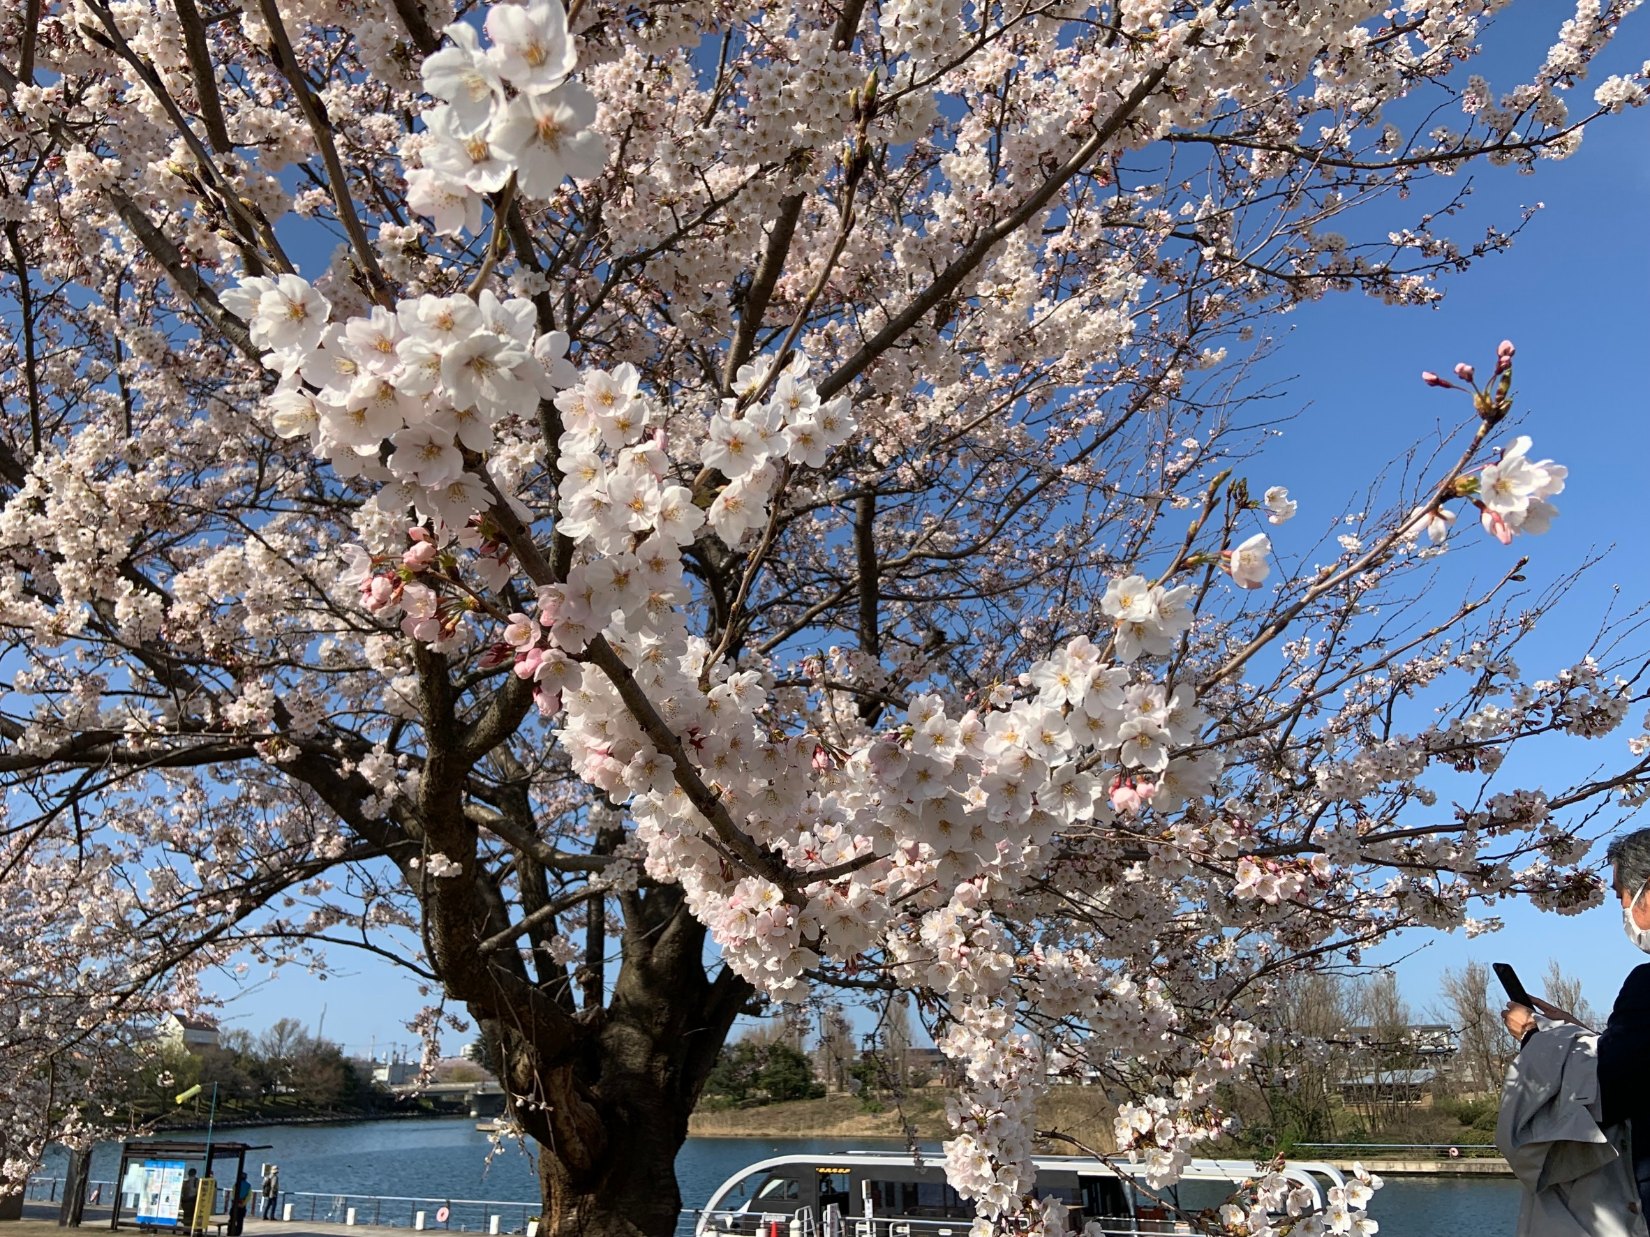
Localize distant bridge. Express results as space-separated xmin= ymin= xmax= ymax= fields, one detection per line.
xmin=388 ymin=1080 xmax=507 ymax=1117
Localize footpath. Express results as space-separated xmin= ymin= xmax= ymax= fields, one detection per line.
xmin=12 ymin=1206 xmax=433 ymax=1237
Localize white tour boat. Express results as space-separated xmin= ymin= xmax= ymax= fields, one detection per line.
xmin=693 ymin=1151 xmax=1349 ymax=1237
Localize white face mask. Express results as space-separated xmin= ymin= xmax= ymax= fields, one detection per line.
xmin=1625 ymin=883 xmax=1650 ymax=953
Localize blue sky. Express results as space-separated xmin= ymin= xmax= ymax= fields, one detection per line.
xmin=1234 ymin=24 xmax=1650 ymax=1022
xmin=204 ymin=10 xmax=1650 ymax=1056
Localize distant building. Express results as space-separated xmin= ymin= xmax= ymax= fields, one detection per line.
xmin=371 ymin=1056 xmax=418 ymax=1086
xmin=1045 ymin=1057 xmax=1105 ymax=1086
xmin=1339 ymin=1068 xmax=1437 ymax=1105
xmin=159 ymin=1014 xmax=220 ymax=1053
xmin=905 ymin=1047 xmax=956 ymax=1085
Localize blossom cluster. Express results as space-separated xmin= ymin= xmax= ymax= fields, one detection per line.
xmin=227 ymin=276 xmax=572 ymax=534
xmin=879 ymin=0 xmax=965 ymax=68
xmin=410 ymin=1 xmax=607 ymax=231
xmin=938 ymin=1000 xmax=1048 ymax=1227
xmin=1475 ymin=435 xmax=1567 ymax=544
xmin=1209 ymin=1165 xmax=1380 ymax=1237
xmin=1413 ymin=345 xmax=1568 ymax=546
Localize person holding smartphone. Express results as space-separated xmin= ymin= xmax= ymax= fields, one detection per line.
xmin=1502 ymin=826 xmax=1650 ymax=1225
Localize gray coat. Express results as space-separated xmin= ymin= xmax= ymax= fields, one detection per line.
xmin=1497 ymin=1021 xmax=1648 ymax=1237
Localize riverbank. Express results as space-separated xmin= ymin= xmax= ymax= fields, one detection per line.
xmin=161 ymin=1110 xmax=447 ymax=1132
xmin=686 ymin=1090 xmax=1114 ymax=1149
xmin=684 ymin=1096 xmax=1515 ymax=1178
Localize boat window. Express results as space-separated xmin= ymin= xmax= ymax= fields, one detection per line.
xmin=864 ymin=1179 xmax=967 ymax=1218
xmin=1078 ymin=1177 xmax=1129 ymax=1219
xmin=757 ymin=1178 xmax=802 ymax=1202
xmin=817 ymin=1170 xmax=851 ymax=1214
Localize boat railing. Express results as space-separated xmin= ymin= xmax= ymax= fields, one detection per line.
xmin=688 ymin=1210 xmax=1190 ymax=1237
xmin=687 ymin=1205 xmax=818 ymax=1237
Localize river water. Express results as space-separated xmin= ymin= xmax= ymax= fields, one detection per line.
xmin=36 ymin=1119 xmax=1522 ymax=1237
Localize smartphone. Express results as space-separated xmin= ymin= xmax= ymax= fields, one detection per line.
xmin=1494 ymin=962 xmax=1533 ymax=1008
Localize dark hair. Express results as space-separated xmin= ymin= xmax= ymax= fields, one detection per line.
xmin=1606 ymin=827 xmax=1650 ymax=895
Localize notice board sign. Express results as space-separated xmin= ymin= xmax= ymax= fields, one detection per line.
xmin=134 ymin=1160 xmax=187 ymax=1227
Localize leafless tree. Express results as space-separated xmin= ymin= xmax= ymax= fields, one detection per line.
xmin=1431 ymin=962 xmax=1514 ymax=1097
xmin=1541 ymin=959 xmax=1600 ymax=1029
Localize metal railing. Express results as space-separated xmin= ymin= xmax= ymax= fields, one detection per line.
xmin=23 ymin=1178 xmax=120 ymax=1205
xmin=280 ymin=1191 xmax=539 ymax=1232
xmin=22 ymin=1180 xmax=537 ymax=1231
xmin=1294 ymin=1142 xmax=1503 ymax=1158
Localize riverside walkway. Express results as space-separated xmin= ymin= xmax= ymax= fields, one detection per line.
xmin=13 ymin=1207 xmax=414 ymax=1237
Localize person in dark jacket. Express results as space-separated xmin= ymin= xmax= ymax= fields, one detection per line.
xmin=1504 ymin=827 xmax=1650 ymax=1223
xmin=229 ymin=1172 xmax=252 ymax=1236
xmin=261 ymin=1166 xmax=280 ymax=1222
xmin=178 ymin=1169 xmax=200 ymax=1234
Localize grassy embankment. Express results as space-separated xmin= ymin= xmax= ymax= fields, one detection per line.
xmin=687 ymin=1091 xmax=1502 ymax=1158
xmin=687 ymin=1089 xmax=1115 ymax=1150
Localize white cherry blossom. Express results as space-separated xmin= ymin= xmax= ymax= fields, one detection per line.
xmin=1223 ymin=532 xmax=1272 ymax=589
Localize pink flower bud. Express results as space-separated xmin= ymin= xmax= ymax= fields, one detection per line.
xmin=1110 ymin=776 xmax=1143 ymax=817
xmin=363 ymin=576 xmax=397 ymax=611
xmin=1420 ymin=371 xmax=1456 ymax=389
xmin=408 ymin=526 xmax=431 ymax=543
xmin=513 ymin=646 xmax=545 ymax=678
xmin=1453 ymin=363 xmax=1474 ymax=382
xmin=478 ymin=642 xmax=514 ymax=670
xmin=1497 ymin=339 xmax=1516 ymax=359
xmin=1479 ymin=505 xmax=1513 ymax=546
xmin=403 ymin=540 xmax=439 ymax=570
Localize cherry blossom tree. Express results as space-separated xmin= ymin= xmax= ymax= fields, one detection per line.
xmin=1 ymin=0 xmax=1648 ymax=1235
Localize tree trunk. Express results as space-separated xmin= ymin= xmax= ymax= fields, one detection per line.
xmin=533 ymin=1070 xmax=691 ymax=1237
xmin=484 ymin=891 xmax=751 ymax=1237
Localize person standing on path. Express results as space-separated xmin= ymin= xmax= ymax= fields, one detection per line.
xmin=1502 ymin=827 xmax=1650 ymax=1228
xmin=261 ymin=1167 xmax=280 ymax=1222
xmin=228 ymin=1172 xmax=252 ymax=1236
xmin=179 ymin=1169 xmax=200 ymax=1235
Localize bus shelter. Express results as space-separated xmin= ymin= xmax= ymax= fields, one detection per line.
xmin=107 ymin=1141 xmax=271 ymax=1231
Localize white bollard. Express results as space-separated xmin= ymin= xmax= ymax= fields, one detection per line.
xmin=791 ymin=1221 xmax=803 ymax=1237
xmin=346 ymin=1209 xmax=358 ymax=1226
xmin=416 ymin=1214 xmax=427 ymax=1231
xmin=282 ymin=1206 xmax=294 ymax=1223
xmin=489 ymin=1217 xmax=501 ymax=1235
